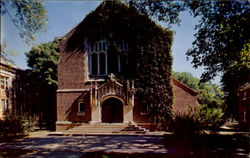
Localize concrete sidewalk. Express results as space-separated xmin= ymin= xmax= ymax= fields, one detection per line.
xmin=0 ymin=132 xmax=249 ymax=157
xmin=0 ymin=134 xmax=168 ymax=157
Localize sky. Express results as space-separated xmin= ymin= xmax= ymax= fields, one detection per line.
xmin=1 ymin=1 xmax=221 ymax=84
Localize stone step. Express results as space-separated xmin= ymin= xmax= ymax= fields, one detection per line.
xmin=65 ymin=124 xmax=150 ymax=134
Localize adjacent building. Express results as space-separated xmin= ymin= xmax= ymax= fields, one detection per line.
xmin=238 ymin=82 xmax=250 ymax=130
xmin=0 ymin=62 xmax=24 ymax=120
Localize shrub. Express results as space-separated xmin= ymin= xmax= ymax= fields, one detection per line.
xmin=199 ymin=107 xmax=225 ymax=131
xmin=0 ymin=113 xmax=37 ymax=137
xmin=171 ymin=109 xmax=202 ymax=136
xmin=170 ymin=105 xmax=225 ymax=136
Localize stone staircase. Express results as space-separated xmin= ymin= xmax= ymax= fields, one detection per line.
xmin=65 ymin=123 xmax=150 ymax=134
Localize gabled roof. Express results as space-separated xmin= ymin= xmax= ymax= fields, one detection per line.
xmin=59 ymin=0 xmax=171 ymax=52
xmin=171 ymin=77 xmax=199 ymax=96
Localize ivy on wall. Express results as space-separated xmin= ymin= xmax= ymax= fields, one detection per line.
xmin=65 ymin=0 xmax=173 ymax=130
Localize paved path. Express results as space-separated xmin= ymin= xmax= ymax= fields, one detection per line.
xmin=0 ymin=134 xmax=167 ymax=157
xmin=0 ymin=133 xmax=249 ymax=157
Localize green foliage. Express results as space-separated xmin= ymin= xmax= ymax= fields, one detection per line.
xmin=171 ymin=110 xmax=202 ymax=136
xmin=171 ymin=106 xmax=224 ymax=136
xmin=186 ymin=1 xmax=250 ymax=82
xmin=173 ymin=72 xmax=225 ymax=130
xmin=25 ymin=38 xmax=59 ymax=87
xmin=24 ymin=39 xmax=58 ymax=126
xmin=221 ymin=43 xmax=250 ymax=118
xmin=199 ymin=107 xmax=224 ymax=130
xmin=0 ymin=0 xmax=47 ymax=44
xmin=0 ymin=42 xmax=14 ymax=65
xmin=131 ymin=1 xmax=185 ymax=27
xmin=66 ymin=0 xmax=173 ymax=130
xmin=0 ymin=113 xmax=36 ymax=137
xmin=172 ymin=71 xmax=200 ymax=90
xmin=185 ymin=1 xmax=249 ymax=118
xmin=173 ymin=71 xmax=225 ymax=109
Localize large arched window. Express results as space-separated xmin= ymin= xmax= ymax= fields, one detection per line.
xmin=89 ymin=40 xmax=128 ymax=76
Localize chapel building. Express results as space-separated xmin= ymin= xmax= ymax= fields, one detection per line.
xmin=56 ymin=1 xmax=198 ymax=132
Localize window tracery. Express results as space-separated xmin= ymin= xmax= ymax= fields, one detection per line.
xmin=89 ymin=40 xmax=128 ymax=76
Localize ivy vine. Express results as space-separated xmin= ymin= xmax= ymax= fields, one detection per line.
xmin=65 ymin=0 xmax=173 ymax=130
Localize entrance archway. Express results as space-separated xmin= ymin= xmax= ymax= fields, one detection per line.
xmin=101 ymin=97 xmax=123 ymax=123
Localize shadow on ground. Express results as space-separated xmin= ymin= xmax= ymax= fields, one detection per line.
xmin=0 ymin=134 xmax=249 ymax=158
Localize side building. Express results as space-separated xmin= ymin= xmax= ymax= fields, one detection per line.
xmin=238 ymin=82 xmax=250 ymax=131
xmin=0 ymin=62 xmax=25 ymax=120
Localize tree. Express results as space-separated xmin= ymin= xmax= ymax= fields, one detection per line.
xmin=173 ymin=71 xmax=225 ymax=108
xmin=24 ymin=39 xmax=59 ymax=129
xmin=186 ymin=1 xmax=249 ymax=81
xmin=172 ymin=71 xmax=200 ymax=90
xmin=130 ymin=1 xmax=185 ymax=27
xmin=0 ymin=0 xmax=47 ymax=44
xmin=185 ymin=1 xmax=250 ymax=118
xmin=25 ymin=39 xmax=59 ymax=88
xmin=221 ymin=43 xmax=250 ymax=118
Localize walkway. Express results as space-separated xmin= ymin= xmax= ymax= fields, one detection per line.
xmin=0 ymin=132 xmax=249 ymax=157
xmin=0 ymin=134 xmax=167 ymax=157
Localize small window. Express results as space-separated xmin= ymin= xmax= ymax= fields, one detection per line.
xmin=1 ymin=99 xmax=6 ymax=111
xmin=78 ymin=99 xmax=85 ymax=114
xmin=6 ymin=100 xmax=8 ymax=110
xmin=5 ymin=78 xmax=8 ymax=89
xmin=244 ymin=91 xmax=247 ymax=98
xmin=0 ymin=77 xmax=4 ymax=89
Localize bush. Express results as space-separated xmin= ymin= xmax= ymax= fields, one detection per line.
xmin=199 ymin=107 xmax=225 ymax=131
xmin=171 ymin=109 xmax=202 ymax=136
xmin=171 ymin=105 xmax=225 ymax=136
xmin=0 ymin=113 xmax=37 ymax=137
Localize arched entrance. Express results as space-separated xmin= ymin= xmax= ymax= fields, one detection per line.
xmin=101 ymin=97 xmax=123 ymax=123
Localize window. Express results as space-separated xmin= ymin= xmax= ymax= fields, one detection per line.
xmin=141 ymin=104 xmax=148 ymax=114
xmin=78 ymin=99 xmax=85 ymax=114
xmin=89 ymin=40 xmax=128 ymax=76
xmin=99 ymin=52 xmax=106 ymax=74
xmin=0 ymin=77 xmax=4 ymax=89
xmin=108 ymin=49 xmax=118 ymax=74
xmin=1 ymin=100 xmax=6 ymax=111
xmin=243 ymin=107 xmax=246 ymax=122
xmin=91 ymin=53 xmax=98 ymax=75
xmin=0 ymin=77 xmax=8 ymax=89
